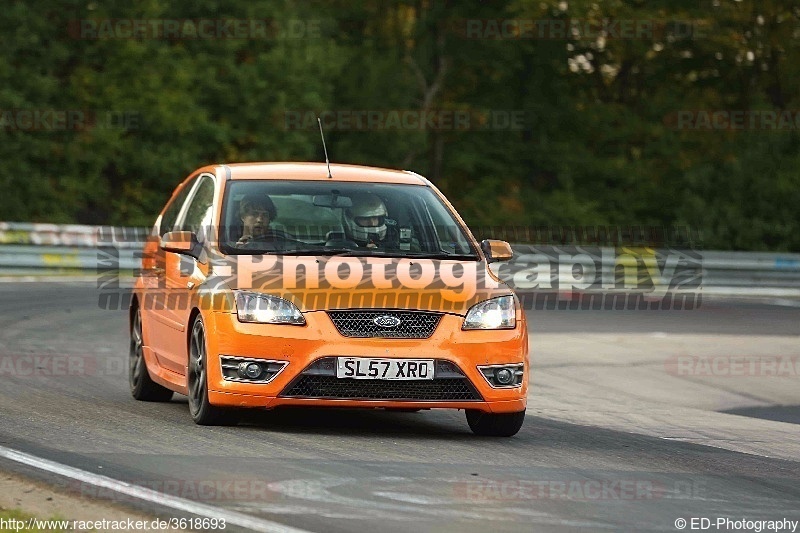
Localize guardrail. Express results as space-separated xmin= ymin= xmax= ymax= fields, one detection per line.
xmin=700 ymin=250 xmax=800 ymax=288
xmin=0 ymin=222 xmax=145 ymax=248
xmin=1 ymin=222 xmax=799 ymax=296
xmin=0 ymin=245 xmax=141 ymax=271
xmin=502 ymin=245 xmax=800 ymax=291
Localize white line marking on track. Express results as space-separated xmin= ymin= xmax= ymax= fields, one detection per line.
xmin=0 ymin=445 xmax=313 ymax=533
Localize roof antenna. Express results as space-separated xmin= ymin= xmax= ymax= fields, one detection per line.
xmin=317 ymin=117 xmax=332 ymax=179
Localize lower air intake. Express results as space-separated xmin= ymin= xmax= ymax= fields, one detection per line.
xmin=278 ymin=359 xmax=481 ymax=401
xmin=279 ymin=375 xmax=482 ymax=401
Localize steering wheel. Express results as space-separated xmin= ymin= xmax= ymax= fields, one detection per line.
xmin=235 ymin=229 xmax=301 ymax=249
xmin=262 ymin=228 xmax=295 ymax=241
xmin=324 ymin=237 xmax=360 ymax=249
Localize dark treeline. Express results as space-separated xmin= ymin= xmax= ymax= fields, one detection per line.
xmin=1 ymin=0 xmax=798 ymax=250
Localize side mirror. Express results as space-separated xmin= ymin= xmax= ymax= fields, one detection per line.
xmin=160 ymin=231 xmax=203 ymax=260
xmin=481 ymin=239 xmax=513 ymax=263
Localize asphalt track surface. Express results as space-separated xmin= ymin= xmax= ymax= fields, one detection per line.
xmin=0 ymin=283 xmax=798 ymax=532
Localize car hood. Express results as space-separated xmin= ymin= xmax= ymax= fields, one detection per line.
xmin=214 ymin=255 xmax=513 ymax=315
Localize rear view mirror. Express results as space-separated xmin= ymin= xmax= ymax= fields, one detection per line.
xmin=313 ymin=194 xmax=353 ymax=208
xmin=160 ymin=231 xmax=203 ymax=261
xmin=481 ymin=239 xmax=513 ymax=263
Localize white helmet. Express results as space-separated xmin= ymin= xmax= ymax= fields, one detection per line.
xmin=344 ymin=193 xmax=388 ymax=243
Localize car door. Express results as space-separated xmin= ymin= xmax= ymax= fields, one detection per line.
xmin=144 ymin=175 xmax=200 ymax=374
xmin=157 ymin=174 xmax=216 ymax=375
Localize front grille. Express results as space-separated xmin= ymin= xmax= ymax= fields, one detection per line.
xmin=279 ymin=357 xmax=482 ymax=401
xmin=327 ymin=310 xmax=442 ymax=339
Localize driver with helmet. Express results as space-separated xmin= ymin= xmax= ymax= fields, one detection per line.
xmin=341 ymin=193 xmax=420 ymax=251
xmin=342 ymin=193 xmax=391 ymax=248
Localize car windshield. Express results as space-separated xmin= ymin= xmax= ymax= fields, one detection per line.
xmin=219 ymin=180 xmax=478 ymax=258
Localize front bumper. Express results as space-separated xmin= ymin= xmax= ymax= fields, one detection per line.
xmin=203 ymin=310 xmax=529 ymax=413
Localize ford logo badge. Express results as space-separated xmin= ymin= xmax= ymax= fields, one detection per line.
xmin=373 ymin=315 xmax=401 ymax=328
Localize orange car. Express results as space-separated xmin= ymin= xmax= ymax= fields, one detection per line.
xmin=130 ymin=163 xmax=528 ymax=436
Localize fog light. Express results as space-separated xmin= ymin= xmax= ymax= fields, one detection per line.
xmin=238 ymin=362 xmax=262 ymax=379
xmin=478 ymin=363 xmax=524 ymax=388
xmin=495 ymin=368 xmax=514 ymax=385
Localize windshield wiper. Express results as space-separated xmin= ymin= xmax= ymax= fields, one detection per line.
xmin=279 ymin=248 xmax=364 ymax=256
xmin=405 ymin=252 xmax=479 ymax=260
xmin=231 ymin=248 xmax=479 ymax=260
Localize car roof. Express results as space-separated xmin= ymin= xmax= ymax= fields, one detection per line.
xmin=206 ymin=162 xmax=428 ymax=185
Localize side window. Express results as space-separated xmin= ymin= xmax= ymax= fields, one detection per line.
xmin=160 ymin=177 xmax=197 ymax=237
xmin=180 ymin=175 xmax=215 ymax=238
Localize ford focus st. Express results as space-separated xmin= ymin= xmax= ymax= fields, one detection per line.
xmin=130 ymin=162 xmax=529 ymax=436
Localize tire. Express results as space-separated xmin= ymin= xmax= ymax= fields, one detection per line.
xmin=187 ymin=315 xmax=237 ymax=426
xmin=130 ymin=308 xmax=174 ymax=402
xmin=466 ymin=409 xmax=526 ymax=437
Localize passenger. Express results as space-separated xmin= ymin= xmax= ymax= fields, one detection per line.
xmin=236 ymin=194 xmax=277 ymax=247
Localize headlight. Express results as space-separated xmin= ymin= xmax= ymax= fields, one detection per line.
xmin=234 ymin=291 xmax=305 ymax=325
xmin=463 ymin=295 xmax=516 ymax=330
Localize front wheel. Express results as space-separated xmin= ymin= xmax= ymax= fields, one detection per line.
xmin=187 ymin=316 xmax=236 ymax=426
xmin=130 ymin=308 xmax=173 ymax=402
xmin=466 ymin=409 xmax=525 ymax=437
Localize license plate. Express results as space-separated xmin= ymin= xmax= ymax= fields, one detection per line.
xmin=336 ymin=358 xmax=435 ymax=380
